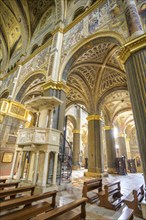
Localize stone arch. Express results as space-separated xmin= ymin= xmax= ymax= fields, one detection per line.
xmin=66 ymin=114 xmax=78 ymax=130
xmin=59 ymin=31 xmax=125 ymax=81
xmin=15 ymin=72 xmax=46 ymax=102
xmin=0 ymin=90 xmax=9 ymax=99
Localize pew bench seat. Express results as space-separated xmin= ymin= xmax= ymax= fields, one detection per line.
xmin=31 ymin=197 xmax=87 ymax=220
xmin=0 ymin=201 xmax=53 ymax=220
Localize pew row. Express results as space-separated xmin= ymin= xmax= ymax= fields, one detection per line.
xmin=124 ymin=184 xmax=144 ymax=218
xmin=0 ymin=181 xmax=20 ymax=190
xmin=0 ymin=186 xmax=35 ymax=200
xmin=98 ymin=181 xmax=125 ymax=210
xmin=0 ymin=190 xmax=57 ymax=212
xmin=82 ymin=178 xmax=102 ymax=203
xmin=31 ymin=197 xmax=87 ymax=220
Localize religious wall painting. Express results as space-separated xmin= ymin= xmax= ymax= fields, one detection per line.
xmin=63 ymin=20 xmax=84 ymax=51
xmin=20 ymin=47 xmax=49 ymax=80
xmin=137 ymin=2 xmax=146 ymax=31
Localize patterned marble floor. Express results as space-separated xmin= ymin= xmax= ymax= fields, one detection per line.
xmin=56 ymin=169 xmax=144 ymax=220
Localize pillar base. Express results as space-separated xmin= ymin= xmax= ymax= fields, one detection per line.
xmin=84 ymin=171 xmax=102 ymax=178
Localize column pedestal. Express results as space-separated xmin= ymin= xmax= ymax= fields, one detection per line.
xmin=42 ymin=151 xmax=50 ymax=187
xmin=16 ymin=151 xmax=24 ymax=179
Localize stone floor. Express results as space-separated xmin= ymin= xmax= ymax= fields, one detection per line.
xmin=0 ymin=170 xmax=145 ymax=219
xmin=56 ymin=169 xmax=144 ymax=220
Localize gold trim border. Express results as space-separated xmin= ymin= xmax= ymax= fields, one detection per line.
xmin=42 ymin=80 xmax=70 ymax=94
xmin=87 ymin=115 xmax=103 ymax=121
xmin=119 ymin=34 xmax=146 ymax=64
xmin=104 ymin=126 xmax=113 ymax=130
xmin=72 ymin=129 xmax=80 ymax=134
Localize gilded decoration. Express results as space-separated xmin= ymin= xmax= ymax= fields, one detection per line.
xmin=42 ymin=80 xmax=70 ymax=94
xmin=104 ymin=126 xmax=113 ymax=130
xmin=72 ymin=129 xmax=80 ymax=134
xmin=0 ymin=99 xmax=29 ymax=121
xmin=119 ymin=33 xmax=146 ymax=63
xmin=86 ymin=115 xmax=103 ymax=121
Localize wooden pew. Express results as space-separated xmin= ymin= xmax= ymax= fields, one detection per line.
xmin=124 ymin=184 xmax=144 ymax=218
xmin=0 ymin=202 xmax=54 ymax=220
xmin=118 ymin=208 xmax=134 ymax=220
xmin=0 ymin=181 xmax=20 ymax=190
xmin=98 ymin=180 xmax=125 ymax=210
xmin=82 ymin=178 xmax=102 ymax=203
xmin=0 ymin=190 xmax=57 ymax=212
xmin=30 ymin=197 xmax=87 ymax=220
xmin=0 ymin=179 xmax=7 ymax=183
xmin=0 ymin=186 xmax=35 ymax=200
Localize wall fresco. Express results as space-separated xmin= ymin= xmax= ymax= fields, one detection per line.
xmin=62 ymin=0 xmax=129 ymax=62
xmin=136 ymin=1 xmax=146 ymax=31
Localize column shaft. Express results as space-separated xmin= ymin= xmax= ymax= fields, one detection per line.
xmin=123 ymin=0 xmax=143 ymax=38
xmin=33 ymin=151 xmax=39 ymax=185
xmin=10 ymin=151 xmax=18 ymax=179
xmin=117 ymin=135 xmax=127 ymax=158
xmin=42 ymin=151 xmax=49 ymax=187
xmin=16 ymin=151 xmax=24 ymax=179
xmin=125 ymin=49 xmax=146 ymax=183
xmin=52 ymin=152 xmax=58 ymax=185
xmin=87 ymin=116 xmax=104 ymax=174
xmin=72 ymin=131 xmax=80 ymax=169
xmin=105 ymin=128 xmax=116 ymax=173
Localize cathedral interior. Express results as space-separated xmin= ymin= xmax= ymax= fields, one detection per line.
xmin=0 ymin=0 xmax=146 ymax=219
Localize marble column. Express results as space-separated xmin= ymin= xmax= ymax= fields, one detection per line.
xmin=86 ymin=115 xmax=104 ymax=174
xmin=16 ymin=151 xmax=24 ymax=179
xmin=126 ymin=138 xmax=131 ymax=159
xmin=42 ymin=151 xmax=50 ymax=187
xmin=9 ymin=151 xmax=18 ymax=179
xmin=52 ymin=152 xmax=58 ymax=185
xmin=33 ymin=151 xmax=39 ymax=185
xmin=104 ymin=126 xmax=116 ymax=173
xmin=38 ymin=108 xmax=48 ymax=128
xmin=122 ymin=0 xmax=144 ymax=39
xmin=117 ymin=134 xmax=127 ymax=158
xmin=119 ymin=34 xmax=146 ymax=184
xmin=72 ymin=130 xmax=80 ymax=169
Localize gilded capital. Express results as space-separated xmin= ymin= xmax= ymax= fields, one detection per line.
xmin=42 ymin=80 xmax=70 ymax=94
xmin=104 ymin=126 xmax=113 ymax=130
xmin=119 ymin=34 xmax=146 ymax=64
xmin=72 ymin=129 xmax=80 ymax=134
xmin=86 ymin=115 xmax=103 ymax=121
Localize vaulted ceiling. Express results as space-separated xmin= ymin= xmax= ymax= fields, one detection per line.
xmin=0 ymin=0 xmax=55 ymax=73
xmin=66 ymin=38 xmax=135 ymax=133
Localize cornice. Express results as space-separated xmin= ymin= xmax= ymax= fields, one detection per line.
xmin=119 ymin=34 xmax=146 ymax=64
xmin=42 ymin=80 xmax=70 ymax=94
